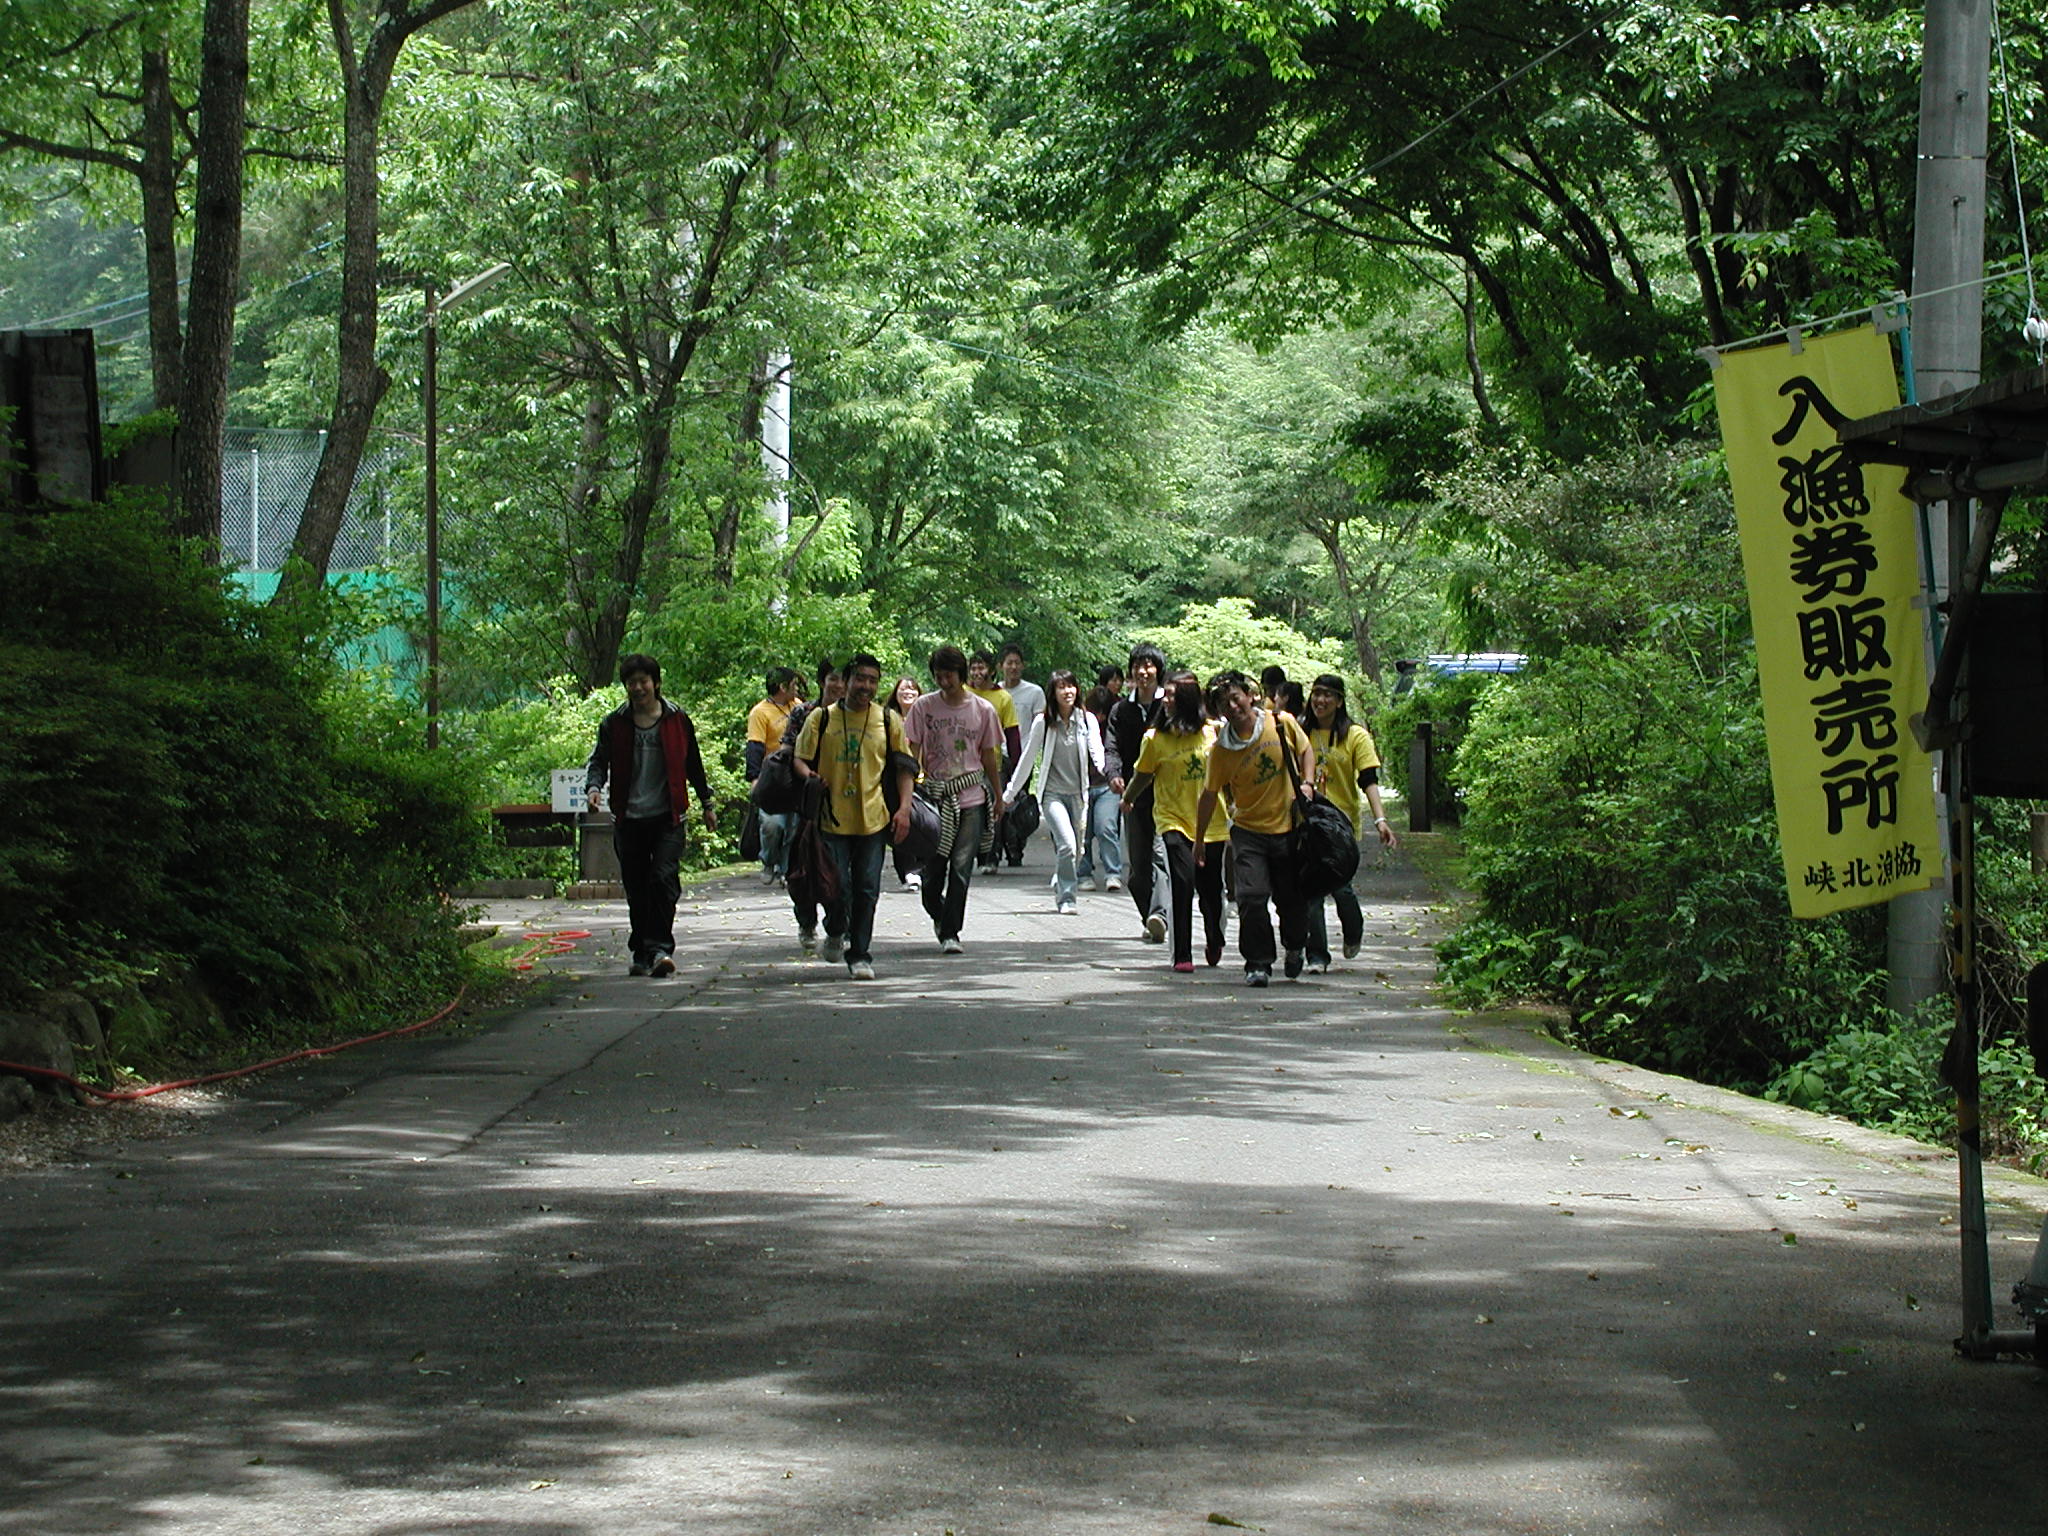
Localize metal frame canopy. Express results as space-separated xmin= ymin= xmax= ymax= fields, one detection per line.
xmin=1838 ymin=362 xmax=2048 ymax=501
xmin=1835 ymin=363 xmax=2048 ymax=1361
xmin=1838 ymin=364 xmax=2048 ymax=752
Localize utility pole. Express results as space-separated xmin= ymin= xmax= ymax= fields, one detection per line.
xmin=1906 ymin=0 xmax=1993 ymax=1350
xmin=1892 ymin=0 xmax=1989 ymax=1020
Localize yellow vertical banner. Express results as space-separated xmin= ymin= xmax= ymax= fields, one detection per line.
xmin=1714 ymin=325 xmax=1942 ymax=918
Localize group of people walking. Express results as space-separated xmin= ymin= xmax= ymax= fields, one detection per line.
xmin=586 ymin=643 xmax=1397 ymax=988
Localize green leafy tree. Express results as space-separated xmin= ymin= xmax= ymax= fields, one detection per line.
xmin=380 ymin=0 xmax=945 ymax=689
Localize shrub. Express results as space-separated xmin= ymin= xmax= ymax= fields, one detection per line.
xmin=1378 ymin=668 xmax=1515 ymax=824
xmin=1441 ymin=645 xmax=1888 ymax=1086
xmin=0 ymin=500 xmax=490 ymax=1045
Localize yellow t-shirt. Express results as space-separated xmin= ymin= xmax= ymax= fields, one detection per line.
xmin=796 ymin=702 xmax=909 ymax=836
xmin=1204 ymin=710 xmax=1311 ymax=836
xmin=1307 ymin=721 xmax=1383 ymax=834
xmin=1136 ymin=723 xmax=1227 ymax=843
xmin=746 ymin=696 xmax=793 ymax=756
xmin=968 ymin=684 xmax=1019 ymax=732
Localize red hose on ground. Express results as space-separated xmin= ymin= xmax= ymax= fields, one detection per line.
xmin=0 ymin=928 xmax=592 ymax=1104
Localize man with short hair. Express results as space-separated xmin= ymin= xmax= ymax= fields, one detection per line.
xmin=905 ymin=646 xmax=1006 ymax=953
xmin=584 ymin=653 xmax=716 ymax=978
xmin=1196 ymin=670 xmax=1316 ymax=988
xmin=780 ymin=664 xmax=846 ymax=953
xmin=1108 ymin=643 xmax=1171 ymax=942
xmin=793 ymin=654 xmax=912 ymax=981
xmin=997 ymin=643 xmax=1045 ymax=868
xmin=745 ymin=665 xmax=800 ymax=885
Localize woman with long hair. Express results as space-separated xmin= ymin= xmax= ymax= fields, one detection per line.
xmin=1004 ymin=668 xmax=1105 ymax=914
xmin=1302 ymin=674 xmax=1396 ymax=971
xmin=885 ymin=675 xmax=925 ymax=892
xmin=1123 ymin=670 xmax=1227 ymax=971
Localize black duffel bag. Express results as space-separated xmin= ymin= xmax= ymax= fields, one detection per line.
xmin=1289 ymin=790 xmax=1360 ymax=900
xmin=1279 ymin=731 xmax=1359 ymax=900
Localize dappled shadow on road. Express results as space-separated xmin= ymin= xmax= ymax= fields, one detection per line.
xmin=5 ymin=857 xmax=2043 ymax=1534
xmin=3 ymin=1149 xmax=2039 ymax=1535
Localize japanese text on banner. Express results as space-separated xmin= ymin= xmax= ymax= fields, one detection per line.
xmin=1713 ymin=325 xmax=1941 ymax=918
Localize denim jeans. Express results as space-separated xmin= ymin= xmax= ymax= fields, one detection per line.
xmin=1227 ymin=825 xmax=1308 ymax=973
xmin=614 ymin=815 xmax=686 ymax=963
xmin=1121 ymin=796 xmax=1169 ymax=921
xmin=822 ymin=830 xmax=887 ymax=965
xmin=921 ymin=802 xmax=987 ymax=942
xmin=1078 ymin=784 xmax=1123 ymax=883
xmin=758 ymin=809 xmax=796 ymax=878
xmin=1041 ymin=790 xmax=1083 ymax=905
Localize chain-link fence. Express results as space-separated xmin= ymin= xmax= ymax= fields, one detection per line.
xmin=219 ymin=428 xmax=413 ymax=574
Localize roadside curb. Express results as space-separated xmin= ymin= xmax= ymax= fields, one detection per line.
xmin=1446 ymin=1005 xmax=2048 ymax=1218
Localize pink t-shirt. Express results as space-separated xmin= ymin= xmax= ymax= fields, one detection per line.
xmin=904 ymin=691 xmax=1002 ymax=808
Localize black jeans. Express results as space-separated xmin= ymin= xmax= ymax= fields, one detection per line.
xmin=1228 ymin=825 xmax=1308 ymax=973
xmin=614 ymin=815 xmax=686 ymax=963
xmin=1163 ymin=831 xmax=1227 ymax=965
xmin=1306 ymin=884 xmax=1364 ymax=966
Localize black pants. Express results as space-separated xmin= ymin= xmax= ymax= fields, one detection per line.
xmin=1163 ymin=831 xmax=1227 ymax=965
xmin=1228 ymin=825 xmax=1308 ymax=973
xmin=614 ymin=815 xmax=685 ymax=963
xmin=1306 ymin=884 xmax=1364 ymax=966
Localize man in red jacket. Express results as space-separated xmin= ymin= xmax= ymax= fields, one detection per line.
xmin=584 ymin=653 xmax=716 ymax=977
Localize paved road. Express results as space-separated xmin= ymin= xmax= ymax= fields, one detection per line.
xmin=4 ymin=846 xmax=2046 ymax=1535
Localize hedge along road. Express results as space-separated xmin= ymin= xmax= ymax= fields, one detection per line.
xmin=3 ymin=843 xmax=2045 ymax=1536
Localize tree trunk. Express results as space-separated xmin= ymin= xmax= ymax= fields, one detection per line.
xmin=714 ymin=361 xmax=771 ymax=586
xmin=574 ymin=405 xmax=675 ymax=690
xmin=275 ymin=18 xmax=392 ymax=603
xmin=138 ymin=40 xmax=184 ymax=414
xmin=1322 ymin=527 xmax=1381 ymax=686
xmin=173 ymin=0 xmax=250 ymax=551
xmin=562 ymin=371 xmax=613 ymax=674
xmin=274 ymin=0 xmax=479 ymax=606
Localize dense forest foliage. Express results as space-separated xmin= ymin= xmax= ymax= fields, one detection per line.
xmin=3 ymin=0 xmax=2047 ymax=1144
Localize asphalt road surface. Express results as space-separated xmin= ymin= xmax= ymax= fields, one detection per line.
xmin=5 ymin=843 xmax=2047 ymax=1535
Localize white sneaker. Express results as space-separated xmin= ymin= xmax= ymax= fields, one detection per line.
xmin=906 ymin=871 xmax=923 ymax=891
xmin=1144 ymin=913 xmax=1166 ymax=943
xmin=1105 ymin=876 xmax=1122 ymax=891
xmin=823 ymin=934 xmax=845 ymax=963
xmin=849 ymin=960 xmax=875 ymax=981
xmin=1058 ymin=901 xmax=1078 ymax=915
xmin=941 ymin=936 xmax=964 ymax=955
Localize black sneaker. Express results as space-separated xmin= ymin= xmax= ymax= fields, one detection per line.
xmin=1246 ymin=969 xmax=1271 ymax=988
xmin=628 ymin=959 xmax=651 ymax=977
xmin=1283 ymin=949 xmax=1304 ymax=979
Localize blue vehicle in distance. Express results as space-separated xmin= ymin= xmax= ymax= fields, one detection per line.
xmin=1390 ymin=653 xmax=1527 ymax=698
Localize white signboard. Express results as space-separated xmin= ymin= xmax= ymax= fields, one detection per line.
xmin=551 ymin=770 xmax=587 ymax=814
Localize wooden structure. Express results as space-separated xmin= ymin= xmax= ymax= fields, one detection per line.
xmin=1837 ymin=362 xmax=2048 ymax=1360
